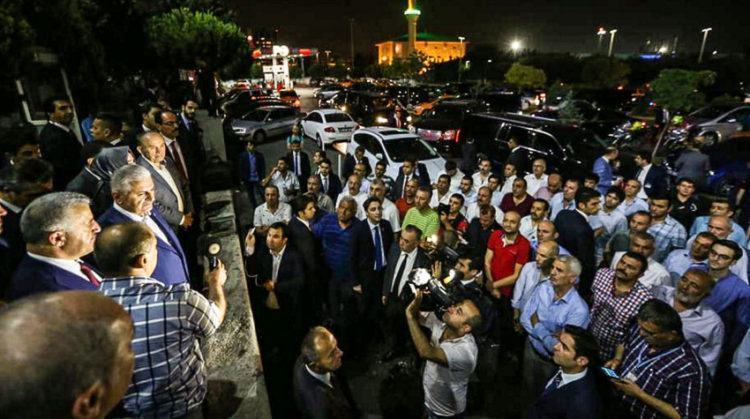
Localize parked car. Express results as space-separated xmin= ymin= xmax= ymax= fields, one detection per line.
xmin=314 ymin=84 xmax=344 ymax=107
xmin=220 ymin=88 xmax=276 ymax=119
xmin=460 ymin=113 xmax=611 ymax=179
xmin=476 ymin=92 xmax=523 ymax=113
xmin=279 ymin=90 xmax=301 ymax=109
xmin=535 ymin=100 xmax=634 ymax=139
xmin=384 ymin=86 xmax=433 ymax=110
xmin=226 ymin=105 xmax=301 ymax=143
xmin=300 ymin=109 xmax=358 ymax=149
xmin=667 ymin=103 xmax=750 ymax=145
xmin=329 ymin=90 xmax=392 ymax=126
xmin=346 ymin=127 xmax=447 ymax=181
xmin=411 ymin=99 xmax=480 ymax=154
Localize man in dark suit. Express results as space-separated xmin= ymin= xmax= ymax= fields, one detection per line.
xmin=387 ymin=105 xmax=407 ymax=128
xmin=342 ymin=146 xmax=371 ymax=180
xmin=286 ymin=139 xmax=311 ymax=192
xmin=391 ymin=157 xmax=429 ymax=200
xmin=7 ymin=192 xmax=103 ymax=300
xmin=293 ymin=326 xmax=359 ymax=419
xmin=319 ymin=158 xmax=343 ymax=203
xmin=527 ymin=325 xmax=602 ymax=419
xmin=506 ymin=136 xmax=527 ymax=176
xmin=350 ymin=197 xmax=394 ymax=347
xmin=593 ymin=147 xmax=619 ymax=195
xmin=177 ymin=97 xmax=206 ymax=195
xmin=289 ymin=194 xmax=324 ymax=321
xmin=634 ymin=150 xmax=668 ymax=199
xmin=97 ymin=165 xmax=190 ymax=286
xmin=465 ymin=205 xmax=502 ymax=258
xmin=554 ymin=187 xmax=601 ymax=297
xmin=380 ymin=225 xmax=431 ymax=360
xmin=136 ymin=132 xmax=194 ymax=230
xmin=38 ymin=97 xmax=83 ymax=190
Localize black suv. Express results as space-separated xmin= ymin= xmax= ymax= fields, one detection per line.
xmin=460 ymin=113 xmax=610 ymax=179
xmin=329 ymin=90 xmax=392 ymax=126
xmin=412 ymin=99 xmax=480 ymax=154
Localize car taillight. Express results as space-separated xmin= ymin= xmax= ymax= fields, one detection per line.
xmin=324 ymin=127 xmax=336 ymax=133
xmin=455 ymin=128 xmax=461 ymax=143
xmin=441 ymin=130 xmax=456 ymax=141
xmin=294 ymin=100 xmax=301 ymax=107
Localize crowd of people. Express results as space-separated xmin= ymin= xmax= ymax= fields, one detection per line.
xmin=2 ymin=93 xmax=750 ymax=419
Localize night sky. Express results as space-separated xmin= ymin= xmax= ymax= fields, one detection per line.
xmin=231 ymin=0 xmax=748 ymax=59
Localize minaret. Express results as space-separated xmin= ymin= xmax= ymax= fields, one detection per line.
xmin=404 ymin=0 xmax=421 ymax=55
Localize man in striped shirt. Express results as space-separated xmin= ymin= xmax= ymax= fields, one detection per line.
xmin=607 ymin=299 xmax=710 ymax=419
xmin=95 ymin=222 xmax=228 ymax=418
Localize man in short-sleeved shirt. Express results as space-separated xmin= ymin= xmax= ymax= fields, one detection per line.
xmin=485 ymin=211 xmax=531 ymax=298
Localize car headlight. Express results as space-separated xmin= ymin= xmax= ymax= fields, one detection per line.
xmin=375 ymin=116 xmax=388 ymax=124
xmin=233 ymin=127 xmax=247 ymax=135
xmin=406 ymin=115 xmax=413 ymax=122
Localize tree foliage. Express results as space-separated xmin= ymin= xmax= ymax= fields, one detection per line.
xmin=0 ymin=3 xmax=35 ymax=77
xmin=146 ymin=8 xmax=247 ymax=72
xmin=381 ymin=51 xmax=427 ymax=80
xmin=580 ymin=57 xmax=630 ymax=88
xmin=504 ymin=63 xmax=547 ymax=89
xmin=651 ymin=69 xmax=717 ymax=112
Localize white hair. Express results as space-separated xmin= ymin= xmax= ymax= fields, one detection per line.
xmin=111 ymin=165 xmax=152 ymax=195
xmin=557 ymin=254 xmax=582 ymax=277
xmin=20 ymin=192 xmax=91 ymax=244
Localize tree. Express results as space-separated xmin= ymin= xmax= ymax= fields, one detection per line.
xmin=0 ymin=3 xmax=35 ymax=77
xmin=651 ymin=69 xmax=716 ymax=113
xmin=580 ymin=57 xmax=630 ymax=88
xmin=308 ymin=62 xmax=326 ymax=80
xmin=146 ymin=8 xmax=248 ymax=73
xmin=504 ymin=63 xmax=547 ymax=89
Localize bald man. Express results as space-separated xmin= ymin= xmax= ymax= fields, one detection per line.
xmin=0 ymin=291 xmax=134 ymax=418
xmin=685 ymin=215 xmax=748 ymax=282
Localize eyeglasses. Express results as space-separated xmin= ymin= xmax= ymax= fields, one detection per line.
xmin=709 ymin=249 xmax=733 ymax=261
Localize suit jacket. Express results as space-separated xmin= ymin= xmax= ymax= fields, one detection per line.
xmin=238 ymin=150 xmax=266 ymax=183
xmin=39 ymin=123 xmax=83 ymax=189
xmin=288 ymin=216 xmax=321 ymax=278
xmin=137 ymin=155 xmax=193 ymax=228
xmin=7 ymin=255 xmax=98 ymax=300
xmin=97 ymin=207 xmax=190 ymax=285
xmin=593 ymin=156 xmax=614 ymax=195
xmin=526 ymin=369 xmax=602 ymax=419
xmin=506 ymin=148 xmax=527 ymax=175
xmin=465 ymin=219 xmax=502 ymax=258
xmin=0 ymin=207 xmax=23 ymax=275
xmin=349 ymin=219 xmax=394 ymax=285
xmin=66 ymin=168 xmax=112 ymax=217
xmin=342 ymin=155 xmax=371 ymax=180
xmin=292 ymin=357 xmax=359 ymax=419
xmin=554 ymin=209 xmax=595 ymax=295
xmin=177 ymin=117 xmax=206 ymax=170
xmin=381 ymin=244 xmax=431 ymax=298
xmin=245 ymin=243 xmax=305 ymax=311
xmin=319 ymin=174 xmax=343 ymax=203
xmin=391 ymin=169 xmax=429 ymax=201
xmin=286 ymin=150 xmax=312 ymax=187
xmin=638 ymin=164 xmax=669 ymax=198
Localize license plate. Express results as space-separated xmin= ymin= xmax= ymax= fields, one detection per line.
xmin=339 ymin=127 xmax=353 ymax=132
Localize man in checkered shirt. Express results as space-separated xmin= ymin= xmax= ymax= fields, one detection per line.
xmin=96 ymin=222 xmax=228 ymax=418
xmin=646 ymin=195 xmax=687 ymax=262
xmin=589 ymin=251 xmax=653 ymax=360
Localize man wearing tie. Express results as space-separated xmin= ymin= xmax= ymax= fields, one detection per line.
xmin=380 ymin=225 xmax=431 ymax=361
xmin=286 ymin=139 xmax=311 ymax=192
xmin=7 ymin=192 xmax=103 ymax=300
xmin=38 ymin=97 xmax=83 ymax=190
xmin=97 ymin=165 xmax=190 ymax=286
xmin=527 ymin=326 xmax=602 ymax=419
xmin=156 ymin=110 xmax=190 ymax=183
xmin=136 ymin=132 xmax=194 ymax=230
xmin=318 ymin=158 xmax=342 ymax=203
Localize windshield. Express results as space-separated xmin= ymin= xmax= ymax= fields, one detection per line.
xmin=371 ymin=97 xmax=390 ymax=110
xmin=425 ymin=105 xmax=470 ymax=120
xmin=280 ymin=91 xmax=297 ymax=98
xmin=325 ymin=113 xmax=353 ymax=123
xmin=243 ymin=110 xmax=268 ymax=122
xmin=384 ymin=137 xmax=439 ymax=162
xmin=690 ymin=105 xmax=735 ymax=120
xmin=481 ymin=95 xmax=520 ymax=112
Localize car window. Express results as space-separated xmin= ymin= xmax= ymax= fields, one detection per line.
xmin=306 ymin=112 xmax=323 ymax=123
xmin=244 ymin=109 xmax=268 ymax=122
xmin=722 ymin=108 xmax=750 ymax=124
xmin=530 ymin=131 xmax=563 ymax=156
xmin=499 ymin=124 xmax=533 ymax=146
xmin=272 ymin=108 xmax=297 ymax=119
xmin=324 ymin=113 xmax=353 ymax=123
xmin=383 ymin=137 xmax=438 ymax=162
xmin=425 ymin=105 xmax=469 ymax=120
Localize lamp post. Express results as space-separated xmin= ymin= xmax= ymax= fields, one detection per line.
xmin=597 ymin=27 xmax=607 ymax=53
xmin=608 ymin=29 xmax=618 ymax=57
xmin=699 ymin=27 xmax=712 ymax=64
xmin=457 ymin=36 xmax=466 ymax=82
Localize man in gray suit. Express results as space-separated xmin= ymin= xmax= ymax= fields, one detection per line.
xmin=136 ymin=132 xmax=193 ymax=230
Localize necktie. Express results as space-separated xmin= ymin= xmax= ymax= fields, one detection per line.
xmin=391 ymin=252 xmax=408 ymax=296
xmin=402 ymin=175 xmax=409 ymax=198
xmin=373 ymin=226 xmax=384 ymax=271
xmin=295 ymin=152 xmax=301 ymax=176
xmin=323 ymin=176 xmax=329 ymax=193
xmin=79 ymin=262 xmax=101 ymax=287
xmin=169 ymin=141 xmax=189 ymax=181
xmin=543 ymin=371 xmax=563 ymax=395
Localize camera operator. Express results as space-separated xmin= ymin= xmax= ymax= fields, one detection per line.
xmin=432 ymin=256 xmax=495 ymax=336
xmin=405 ymin=289 xmax=482 ymax=418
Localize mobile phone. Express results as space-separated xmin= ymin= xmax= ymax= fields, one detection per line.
xmin=601 ymin=367 xmax=621 ymax=380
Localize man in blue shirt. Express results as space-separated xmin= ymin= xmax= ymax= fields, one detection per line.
xmin=238 ymin=140 xmax=266 ymax=208
xmin=704 ymin=240 xmax=750 ymax=352
xmin=664 ymin=231 xmax=716 ymax=284
xmin=690 ymin=198 xmax=747 ymax=247
xmin=647 ymin=195 xmax=687 ymax=262
xmin=521 ymin=254 xmax=590 ymax=398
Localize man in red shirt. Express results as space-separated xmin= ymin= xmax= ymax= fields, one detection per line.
xmin=500 ymin=178 xmax=535 ymax=217
xmin=485 ymin=211 xmax=531 ymax=299
xmin=395 ymin=178 xmax=419 ymax=220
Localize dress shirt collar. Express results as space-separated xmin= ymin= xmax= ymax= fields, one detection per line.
xmin=560 ymin=368 xmax=588 ymax=387
xmin=0 ymin=198 xmax=22 ymax=214
xmin=296 ymin=216 xmax=311 ymax=230
xmin=575 ymin=208 xmax=589 ymax=222
xmin=50 ymin=121 xmax=71 ymax=132
xmin=143 ymin=156 xmax=165 ymax=171
xmin=367 ymin=219 xmax=380 ymax=230
xmin=26 ymin=252 xmax=94 ymax=282
xmin=141 ymin=124 xmax=152 ymax=133
xmin=271 ymin=245 xmax=287 ymax=259
xmin=641 ymin=163 xmax=652 ymax=173
xmin=305 ymin=364 xmax=332 ymax=387
xmin=162 ymin=135 xmax=175 ymax=146
xmin=113 ymin=202 xmax=149 ymax=221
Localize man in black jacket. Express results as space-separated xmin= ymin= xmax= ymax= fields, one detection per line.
xmin=319 ymin=158 xmax=343 ymax=203
xmin=286 ymin=139 xmax=311 ymax=192
xmin=293 ymin=326 xmax=359 ymax=419
xmin=554 ymin=187 xmax=601 ymax=297
xmin=465 ymin=205 xmax=502 ymax=258
xmin=38 ymin=97 xmax=82 ymax=190
xmin=289 ymin=195 xmax=324 ymax=322
xmin=391 ymin=157 xmax=430 ymax=200
xmin=527 ymin=325 xmax=602 ymax=419
xmin=342 ymin=146 xmax=371 ymax=180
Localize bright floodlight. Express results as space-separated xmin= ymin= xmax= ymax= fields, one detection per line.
xmin=597 ymin=27 xmax=607 ymax=36
xmin=510 ymin=40 xmax=522 ymax=52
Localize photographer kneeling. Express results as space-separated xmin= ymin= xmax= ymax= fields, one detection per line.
xmin=405 ymin=289 xmax=482 ymax=418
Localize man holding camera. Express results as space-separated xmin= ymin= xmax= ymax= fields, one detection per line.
xmin=406 ymin=289 xmax=482 ymax=418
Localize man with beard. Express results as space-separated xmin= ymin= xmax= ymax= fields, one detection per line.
xmin=652 ymin=268 xmax=724 ymax=376
xmin=664 ymin=231 xmax=717 ymax=284
xmin=534 ymin=173 xmax=562 ymax=202
xmin=512 ymin=241 xmax=559 ymax=328
xmin=519 ymin=199 xmax=550 ymax=245
xmin=605 ymin=210 xmax=652 ymax=266
xmin=549 ymin=178 xmax=579 ymax=220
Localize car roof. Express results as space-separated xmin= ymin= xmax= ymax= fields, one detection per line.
xmin=256 ymin=105 xmax=294 ymax=110
xmin=357 ymin=126 xmax=419 ymax=141
xmin=313 ymin=109 xmax=350 ymax=115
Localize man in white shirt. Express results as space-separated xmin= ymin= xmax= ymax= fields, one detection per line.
xmin=466 ymin=186 xmax=503 ymax=224
xmin=499 ymin=163 xmax=518 ymax=197
xmin=430 ymin=174 xmax=452 ymax=208
xmin=254 ymin=185 xmax=292 ymax=235
xmin=519 ymin=199 xmax=550 ymax=244
xmin=549 ymin=179 xmax=580 ymax=220
xmin=524 ymin=158 xmax=549 ymax=196
xmin=488 ymin=174 xmax=503 ymax=206
xmin=471 ymin=158 xmax=492 ymax=193
xmin=336 ymin=175 xmax=368 ymax=219
xmin=610 ymin=231 xmax=670 ymax=289
xmin=437 ymin=161 xmax=465 ymax=193
xmin=353 ymin=162 xmax=371 ymax=194
xmin=457 ymin=176 xmax=476 ymax=207
xmin=262 ymin=157 xmax=300 ymax=204
xmin=369 ymin=179 xmax=401 ymax=238
xmin=618 ymin=179 xmax=650 ymax=217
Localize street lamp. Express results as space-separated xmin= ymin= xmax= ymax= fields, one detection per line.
xmin=699 ymin=27 xmax=712 ymax=64
xmin=608 ymin=29 xmax=618 ymax=57
xmin=596 ymin=27 xmax=607 ymax=53
xmin=510 ymin=39 xmax=522 ymax=56
xmin=457 ymin=36 xmax=466 ymax=82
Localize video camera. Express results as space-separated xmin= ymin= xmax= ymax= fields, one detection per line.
xmin=408 ymin=268 xmax=467 ymax=317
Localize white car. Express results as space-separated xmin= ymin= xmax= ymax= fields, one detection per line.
xmin=345 ymin=127 xmax=447 ymax=182
xmin=300 ymin=109 xmax=358 ymax=149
